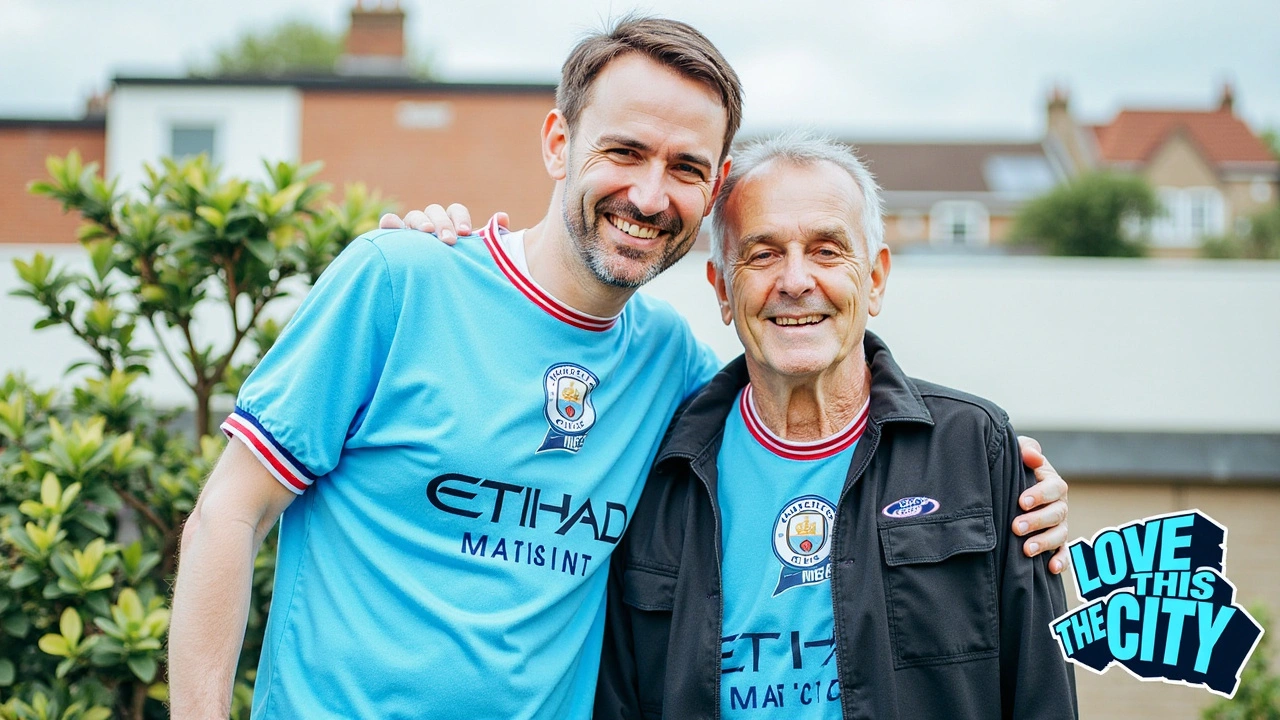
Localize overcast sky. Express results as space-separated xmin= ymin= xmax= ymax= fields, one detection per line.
xmin=3 ymin=0 xmax=1278 ymax=140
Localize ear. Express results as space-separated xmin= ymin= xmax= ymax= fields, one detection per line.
xmin=703 ymin=155 xmax=732 ymax=217
xmin=867 ymin=246 xmax=892 ymax=317
xmin=542 ymin=109 xmax=569 ymax=181
xmin=707 ymin=260 xmax=733 ymax=325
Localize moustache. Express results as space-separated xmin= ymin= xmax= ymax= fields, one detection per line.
xmin=595 ymin=199 xmax=682 ymax=236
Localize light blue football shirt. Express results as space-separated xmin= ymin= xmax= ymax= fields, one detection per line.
xmin=717 ymin=384 xmax=868 ymax=718
xmin=222 ymin=216 xmax=720 ymax=719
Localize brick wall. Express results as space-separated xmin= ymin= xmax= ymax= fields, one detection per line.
xmin=0 ymin=123 xmax=106 ymax=244
xmin=300 ymin=91 xmax=555 ymax=229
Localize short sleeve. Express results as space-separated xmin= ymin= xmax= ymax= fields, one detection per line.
xmin=220 ymin=237 xmax=398 ymax=494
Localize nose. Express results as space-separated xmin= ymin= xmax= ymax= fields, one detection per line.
xmin=777 ymin=250 xmax=815 ymax=298
xmin=627 ymin=162 xmax=671 ymax=218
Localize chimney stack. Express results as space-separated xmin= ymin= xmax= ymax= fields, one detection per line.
xmin=339 ymin=0 xmax=409 ymax=76
xmin=1218 ymin=82 xmax=1235 ymax=114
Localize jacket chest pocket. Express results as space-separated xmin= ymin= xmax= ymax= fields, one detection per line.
xmin=878 ymin=509 xmax=999 ymax=668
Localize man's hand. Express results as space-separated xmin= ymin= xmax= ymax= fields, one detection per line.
xmin=1013 ymin=435 xmax=1069 ymax=574
xmin=379 ymin=204 xmax=505 ymax=244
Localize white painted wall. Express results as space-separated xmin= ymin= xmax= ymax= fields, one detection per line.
xmin=642 ymin=254 xmax=1280 ymax=433
xmin=106 ymin=84 xmax=302 ymax=189
xmin=4 ymin=243 xmax=1278 ymax=433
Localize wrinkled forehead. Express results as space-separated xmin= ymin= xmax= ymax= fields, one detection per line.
xmin=722 ymin=159 xmax=866 ymax=255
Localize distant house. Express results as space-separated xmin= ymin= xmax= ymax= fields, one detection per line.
xmin=0 ymin=3 xmax=557 ymax=243
xmin=1045 ymin=84 xmax=1280 ymax=254
xmin=852 ymin=141 xmax=1061 ymax=251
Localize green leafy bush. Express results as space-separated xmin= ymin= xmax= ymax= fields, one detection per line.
xmin=1012 ymin=172 xmax=1160 ymax=257
xmin=2 ymin=153 xmax=388 ymax=718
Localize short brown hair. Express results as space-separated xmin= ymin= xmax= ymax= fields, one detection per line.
xmin=557 ymin=15 xmax=742 ymax=162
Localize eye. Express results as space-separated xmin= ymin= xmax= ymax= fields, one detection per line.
xmin=673 ymin=163 xmax=707 ymax=181
xmin=606 ymin=148 xmax=639 ymax=161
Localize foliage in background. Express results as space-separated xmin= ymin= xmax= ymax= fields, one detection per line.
xmin=1261 ymin=129 xmax=1280 ymax=163
xmin=1011 ymin=172 xmax=1160 ymax=257
xmin=22 ymin=151 xmax=388 ymax=436
xmin=1201 ymin=204 xmax=1280 ymax=260
xmin=197 ymin=17 xmax=434 ymax=78
xmin=205 ymin=20 xmax=345 ymax=76
xmin=1202 ymin=604 xmax=1280 ymax=720
xmin=3 ymin=153 xmax=388 ymax=719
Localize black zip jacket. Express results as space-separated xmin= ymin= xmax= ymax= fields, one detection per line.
xmin=595 ymin=332 xmax=1077 ymax=720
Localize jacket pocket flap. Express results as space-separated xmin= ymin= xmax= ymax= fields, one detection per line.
xmin=880 ymin=511 xmax=996 ymax=566
xmin=622 ymin=566 xmax=677 ymax=611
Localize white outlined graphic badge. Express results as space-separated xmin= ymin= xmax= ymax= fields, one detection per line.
xmin=538 ymin=363 xmax=598 ymax=453
xmin=771 ymin=495 xmax=836 ymax=596
xmin=1049 ymin=509 xmax=1263 ymax=698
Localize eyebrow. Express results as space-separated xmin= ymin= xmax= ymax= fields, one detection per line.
xmin=597 ymin=133 xmax=714 ymax=173
xmin=734 ymin=225 xmax=855 ymax=258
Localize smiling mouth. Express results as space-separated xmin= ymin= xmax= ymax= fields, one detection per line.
xmin=606 ymin=213 xmax=661 ymax=240
xmin=770 ymin=314 xmax=828 ymax=326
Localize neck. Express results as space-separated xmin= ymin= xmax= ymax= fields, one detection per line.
xmin=747 ymin=345 xmax=872 ymax=442
xmin=522 ymin=193 xmax=637 ymax=318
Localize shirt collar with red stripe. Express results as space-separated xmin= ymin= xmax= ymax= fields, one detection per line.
xmin=739 ymin=383 xmax=870 ymax=461
xmin=479 ymin=215 xmax=620 ymax=332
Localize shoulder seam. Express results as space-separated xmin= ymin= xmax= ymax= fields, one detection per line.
xmin=362 ymin=237 xmax=402 ymax=330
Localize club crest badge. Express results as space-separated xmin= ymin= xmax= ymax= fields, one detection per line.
xmin=538 ymin=363 xmax=599 ymax=453
xmin=772 ymin=495 xmax=837 ymax=596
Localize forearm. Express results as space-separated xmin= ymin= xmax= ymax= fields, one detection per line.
xmin=168 ymin=507 xmax=263 ymax=718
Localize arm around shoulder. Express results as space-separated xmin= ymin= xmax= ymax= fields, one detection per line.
xmin=996 ymin=424 xmax=1078 ymax=719
xmin=168 ymin=437 xmax=297 ymax=719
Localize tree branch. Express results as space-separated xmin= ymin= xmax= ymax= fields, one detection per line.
xmin=144 ymin=314 xmax=197 ymax=390
xmin=113 ymin=483 xmax=171 ymax=537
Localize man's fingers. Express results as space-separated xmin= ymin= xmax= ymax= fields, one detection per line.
xmin=446 ymin=203 xmax=473 ymax=235
xmin=1013 ymin=500 xmax=1067 ymax=537
xmin=423 ymin=204 xmax=457 ymax=242
xmin=495 ymin=211 xmax=511 ymax=229
xmin=1017 ymin=434 xmax=1045 ymax=468
xmin=1022 ymin=519 xmax=1068 ymax=560
xmin=1019 ymin=471 xmax=1067 ymax=510
xmin=1048 ymin=547 xmax=1070 ymax=574
xmin=379 ymin=213 xmax=406 ymax=229
xmin=403 ymin=210 xmax=432 ymax=232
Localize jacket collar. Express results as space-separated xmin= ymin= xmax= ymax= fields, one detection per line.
xmin=655 ymin=330 xmax=932 ymax=465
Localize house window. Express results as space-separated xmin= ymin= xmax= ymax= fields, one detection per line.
xmin=170 ymin=124 xmax=217 ymax=161
xmin=1153 ymin=187 xmax=1225 ymax=247
xmin=930 ymin=201 xmax=989 ymax=246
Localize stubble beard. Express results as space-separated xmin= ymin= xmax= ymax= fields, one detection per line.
xmin=562 ymin=187 xmax=696 ymax=290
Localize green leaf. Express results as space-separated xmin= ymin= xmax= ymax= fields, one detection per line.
xmin=83 ymin=709 xmax=113 ymax=720
xmin=38 ymin=633 xmax=70 ymax=656
xmin=74 ymin=511 xmax=112 ymax=537
xmin=127 ymin=655 xmax=157 ymax=683
xmin=0 ymin=658 xmax=13 ymax=686
xmin=2 ymin=612 xmax=30 ymax=637
xmin=8 ymin=564 xmax=40 ymax=589
xmin=40 ymin=472 xmax=60 ymax=507
xmin=56 ymin=656 xmax=76 ymax=679
xmin=60 ymin=607 xmax=83 ymax=645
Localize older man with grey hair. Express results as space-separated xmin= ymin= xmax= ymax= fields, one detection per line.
xmin=594 ymin=131 xmax=1077 ymax=719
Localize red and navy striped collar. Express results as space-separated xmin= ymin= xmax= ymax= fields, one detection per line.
xmin=739 ymin=384 xmax=870 ymax=461
xmin=479 ymin=215 xmax=619 ymax=332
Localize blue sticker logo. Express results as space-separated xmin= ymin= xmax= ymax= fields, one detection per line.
xmin=771 ymin=495 xmax=836 ymax=596
xmin=537 ymin=363 xmax=598 ymax=454
xmin=881 ymin=496 xmax=940 ymax=519
xmin=1050 ymin=510 xmax=1263 ymax=698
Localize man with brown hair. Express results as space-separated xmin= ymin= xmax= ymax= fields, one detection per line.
xmin=170 ymin=17 xmax=1069 ymax=719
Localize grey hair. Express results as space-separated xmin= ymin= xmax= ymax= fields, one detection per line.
xmin=709 ymin=130 xmax=884 ymax=271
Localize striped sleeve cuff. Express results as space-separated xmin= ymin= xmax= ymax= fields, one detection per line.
xmin=220 ymin=408 xmax=318 ymax=495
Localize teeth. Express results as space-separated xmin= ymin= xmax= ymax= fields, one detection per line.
xmin=773 ymin=315 xmax=825 ymax=326
xmin=609 ymin=215 xmax=659 ymax=239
